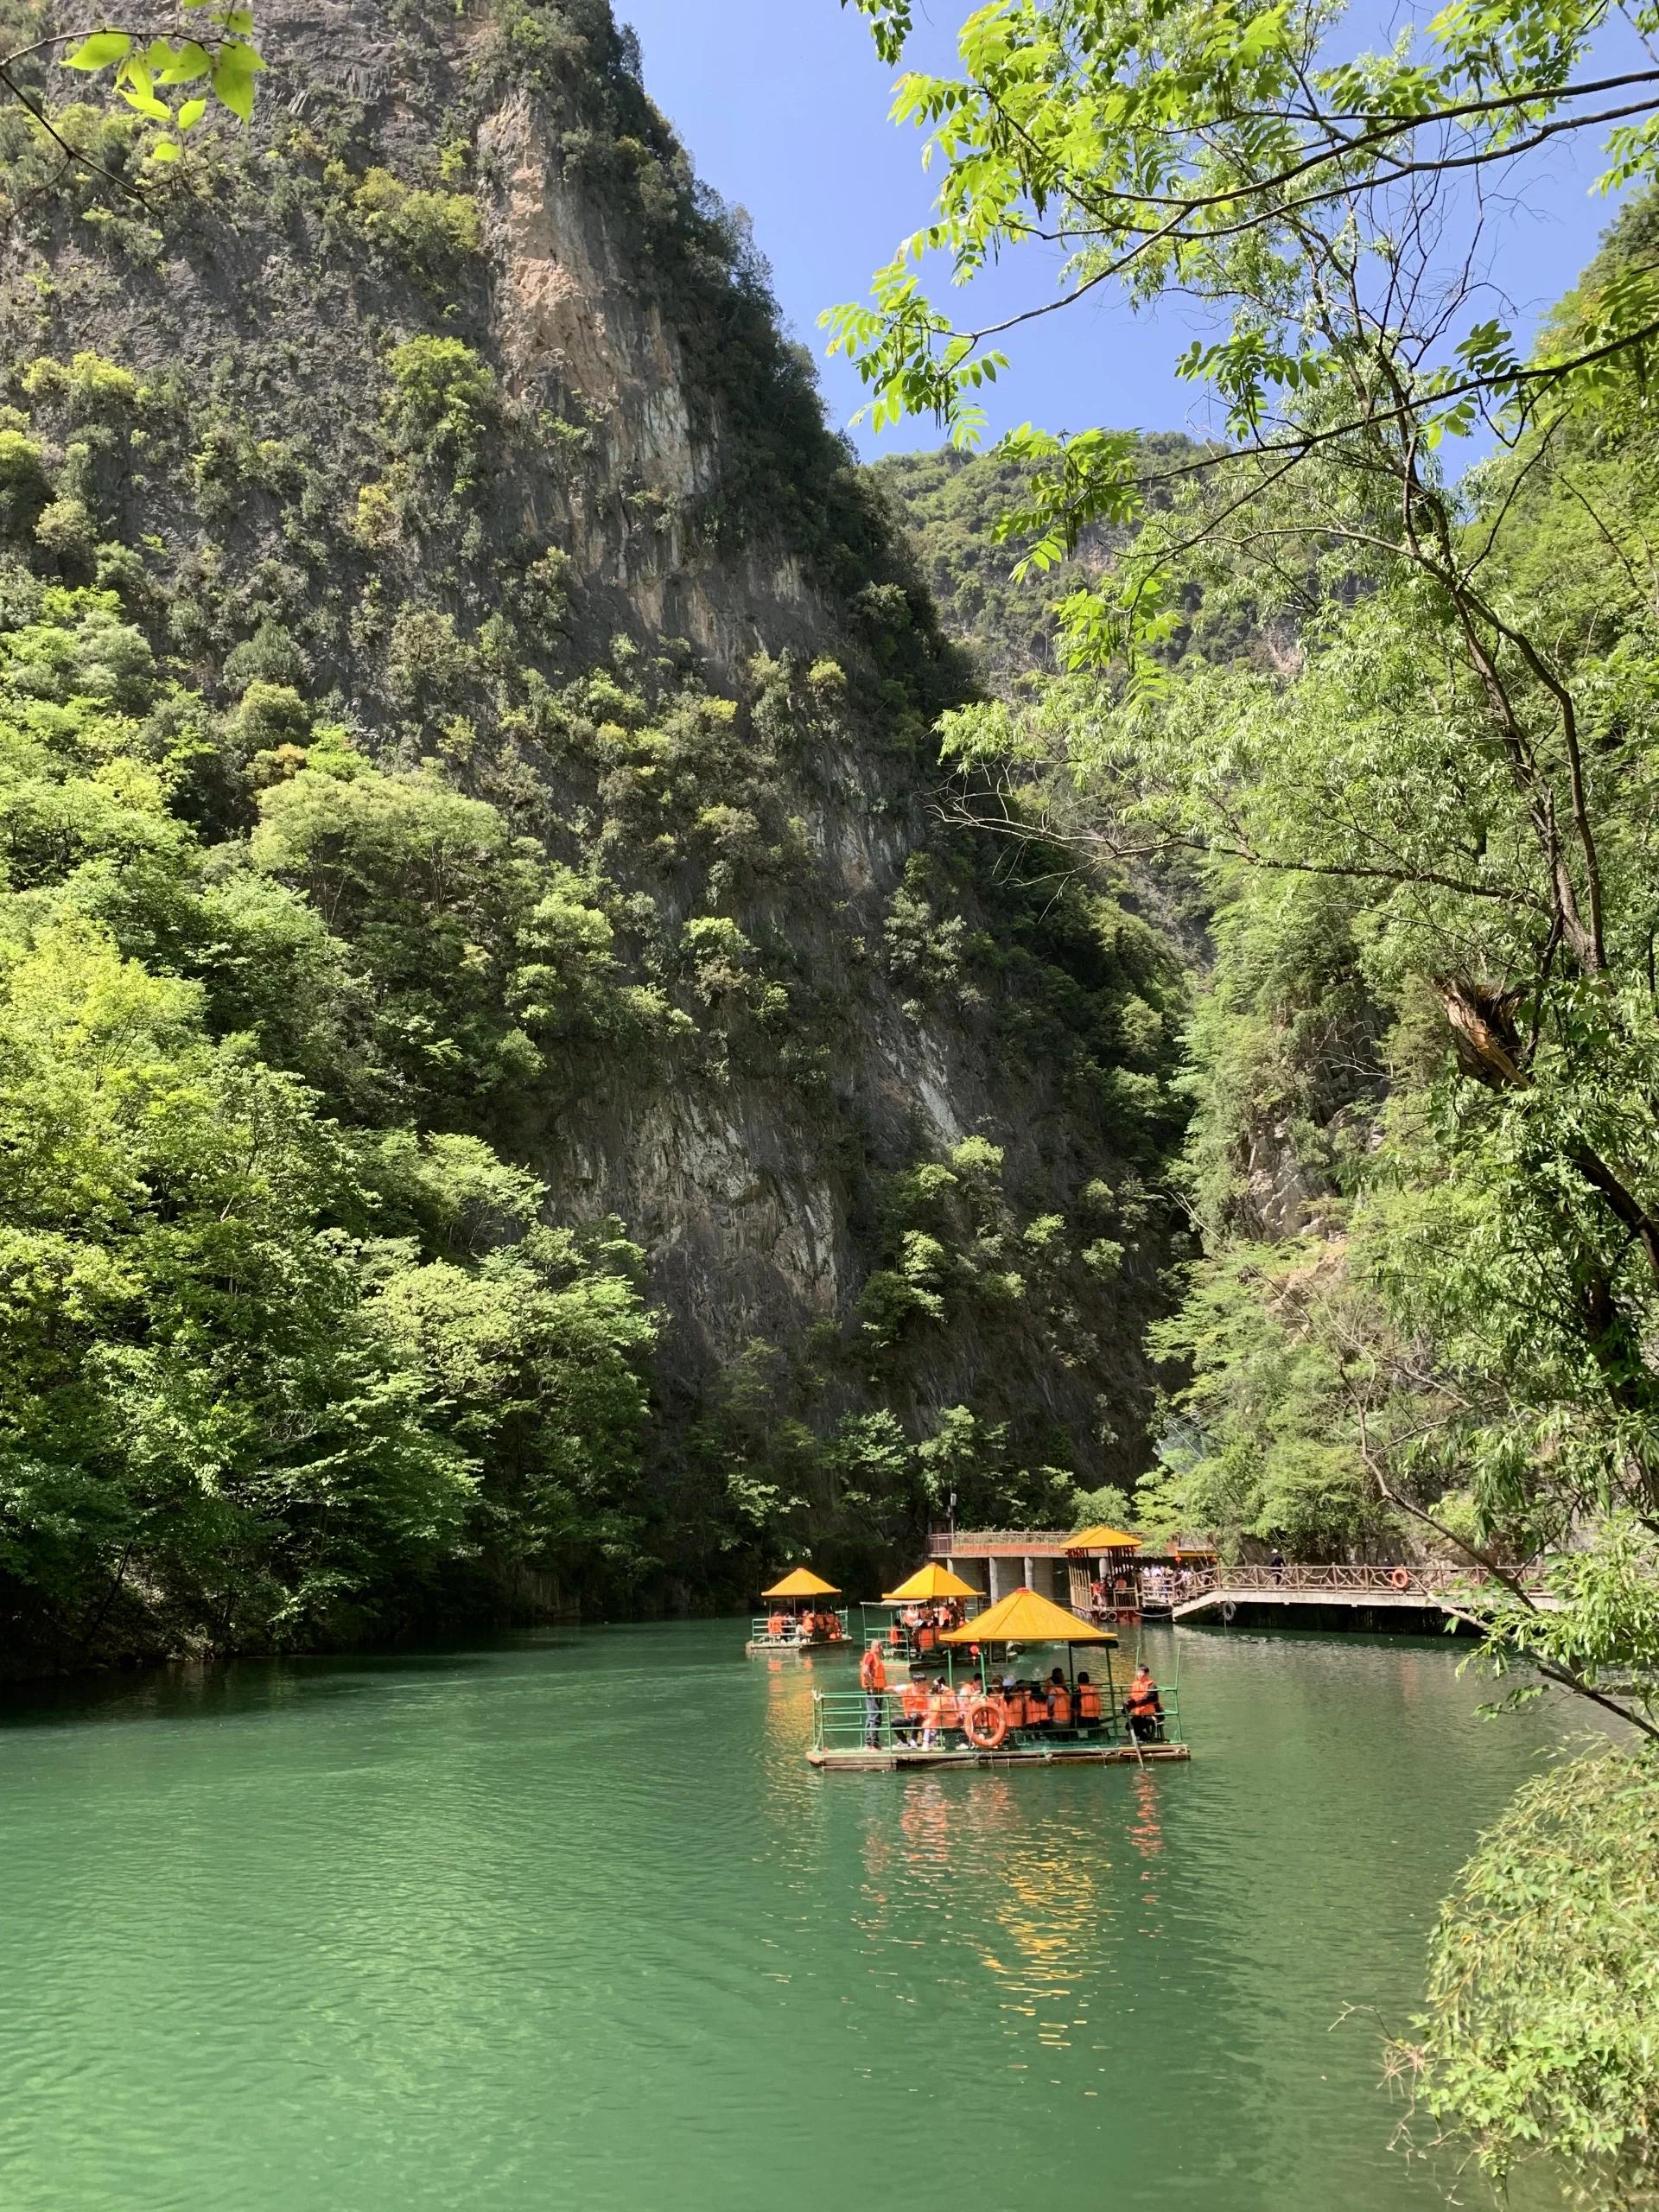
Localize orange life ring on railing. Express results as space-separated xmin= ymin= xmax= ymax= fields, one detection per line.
xmin=1389 ymin=1568 xmax=1412 ymax=1592
xmin=963 ymin=1697 xmax=1009 ymax=1751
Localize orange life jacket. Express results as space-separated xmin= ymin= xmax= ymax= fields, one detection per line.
xmin=1047 ymin=1684 xmax=1073 ymax=1726
xmin=1127 ymin=1675 xmax=1160 ymax=1714
xmin=860 ymin=1649 xmax=887 ymax=1693
xmin=900 ymin=1682 xmax=928 ymax=1720
xmin=930 ymin=1687 xmax=959 ymax=1727
xmin=915 ymin=1623 xmax=936 ymax=1652
xmin=1077 ymin=1683 xmax=1103 ymax=1721
xmin=767 ymin=1612 xmax=785 ymax=1637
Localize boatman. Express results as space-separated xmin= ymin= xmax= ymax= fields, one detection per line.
xmin=860 ymin=1640 xmax=888 ymax=1748
xmin=1125 ymin=1664 xmax=1164 ymax=1743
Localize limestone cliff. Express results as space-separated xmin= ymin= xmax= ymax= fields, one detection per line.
xmin=0 ymin=0 xmax=1189 ymax=1600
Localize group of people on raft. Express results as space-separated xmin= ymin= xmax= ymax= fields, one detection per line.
xmin=885 ymin=1599 xmax=968 ymax=1656
xmin=766 ymin=1608 xmax=844 ymax=1643
xmin=858 ymin=1643 xmax=1165 ymax=1751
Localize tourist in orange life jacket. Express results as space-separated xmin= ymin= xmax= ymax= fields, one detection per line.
xmin=899 ymin=1670 xmax=929 ymax=1745
xmin=923 ymin=1679 xmax=958 ymax=1749
xmin=766 ymin=1610 xmax=787 ymax=1639
xmin=1125 ymin=1664 xmax=1164 ymax=1742
xmin=860 ymin=1642 xmax=888 ymax=1747
xmin=1046 ymin=1669 xmax=1073 ymax=1729
xmin=1075 ymin=1673 xmax=1103 ymax=1728
xmin=1015 ymin=1681 xmax=1044 ymax=1732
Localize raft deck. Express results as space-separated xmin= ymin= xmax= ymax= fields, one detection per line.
xmin=746 ymin=1638 xmax=852 ymax=1660
xmin=810 ymin=1739 xmax=1190 ymax=1771
xmin=810 ymin=1673 xmax=1189 ymax=1771
xmin=747 ymin=1607 xmax=852 ymax=1660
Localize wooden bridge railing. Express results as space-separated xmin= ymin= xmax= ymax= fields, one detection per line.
xmin=927 ymin=1530 xmax=1072 ymax=1554
xmin=1177 ymin=1564 xmax=1489 ymax=1596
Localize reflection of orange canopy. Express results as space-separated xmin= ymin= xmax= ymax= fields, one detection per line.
xmin=881 ymin=1562 xmax=980 ymax=1603
xmin=761 ymin=1567 xmax=840 ymax=1599
xmin=939 ymin=1586 xmax=1116 ymax=1645
xmin=1067 ymin=1524 xmax=1141 ymax=1552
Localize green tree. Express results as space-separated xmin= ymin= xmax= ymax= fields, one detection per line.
xmin=0 ymin=912 xmax=472 ymax=1649
xmin=837 ymin=3 xmax=1659 ymax=2191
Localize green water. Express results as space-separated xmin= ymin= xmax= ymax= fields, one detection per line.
xmin=0 ymin=1620 xmax=1578 ymax=2212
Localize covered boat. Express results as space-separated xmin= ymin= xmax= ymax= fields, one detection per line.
xmin=857 ymin=1560 xmax=982 ymax=1662
xmin=809 ymin=1584 xmax=1187 ymax=1770
xmin=747 ymin=1568 xmax=850 ymax=1659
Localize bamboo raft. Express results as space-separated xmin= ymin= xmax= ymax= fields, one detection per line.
xmin=810 ymin=1739 xmax=1190 ymax=1771
xmin=745 ymin=1637 xmax=851 ymax=1661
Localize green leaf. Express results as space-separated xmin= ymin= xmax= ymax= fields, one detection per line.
xmin=149 ymin=138 xmax=181 ymax=162
xmin=120 ymin=86 xmax=173 ymax=123
xmin=62 ymin=32 xmax=131 ymax=70
xmin=156 ymin=41 xmax=211 ymax=85
xmin=176 ymin=97 xmax=207 ymax=131
xmin=210 ymin=41 xmax=263 ymax=124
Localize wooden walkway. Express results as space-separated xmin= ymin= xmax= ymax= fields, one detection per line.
xmin=1171 ymin=1563 xmax=1545 ymax=1626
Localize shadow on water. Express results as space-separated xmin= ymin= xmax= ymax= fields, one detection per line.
xmin=0 ymin=1628 xmax=590 ymax=1732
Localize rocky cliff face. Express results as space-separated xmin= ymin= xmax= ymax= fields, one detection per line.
xmin=0 ymin=0 xmax=1188 ymax=1592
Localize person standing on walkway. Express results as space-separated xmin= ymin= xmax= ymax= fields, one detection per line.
xmin=860 ymin=1641 xmax=888 ymax=1748
xmin=1270 ymin=1548 xmax=1286 ymax=1583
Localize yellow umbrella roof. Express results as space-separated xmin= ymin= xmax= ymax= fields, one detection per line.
xmin=1067 ymin=1524 xmax=1141 ymax=1551
xmin=939 ymin=1586 xmax=1116 ymax=1645
xmin=761 ymin=1567 xmax=841 ymax=1599
xmin=881 ymin=1561 xmax=981 ymax=1603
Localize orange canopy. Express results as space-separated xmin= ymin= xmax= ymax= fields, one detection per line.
xmin=881 ymin=1562 xmax=981 ymax=1603
xmin=939 ymin=1586 xmax=1116 ymax=1645
xmin=1067 ymin=1524 xmax=1141 ymax=1552
xmin=761 ymin=1567 xmax=841 ymax=1599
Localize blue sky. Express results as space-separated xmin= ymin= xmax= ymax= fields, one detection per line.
xmin=620 ymin=0 xmax=1634 ymax=461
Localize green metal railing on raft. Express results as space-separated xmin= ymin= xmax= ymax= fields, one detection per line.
xmin=749 ymin=1609 xmax=851 ymax=1648
xmin=812 ymin=1681 xmax=1185 ymax=1757
xmin=856 ymin=1601 xmax=985 ymax=1659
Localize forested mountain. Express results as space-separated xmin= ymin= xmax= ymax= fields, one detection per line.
xmin=0 ymin=0 xmax=1195 ymax=1670
xmin=872 ymin=437 xmax=1206 ymax=690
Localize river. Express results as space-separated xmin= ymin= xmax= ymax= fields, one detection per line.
xmin=0 ymin=1619 xmax=1580 ymax=2211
